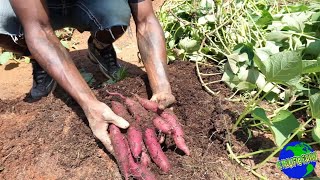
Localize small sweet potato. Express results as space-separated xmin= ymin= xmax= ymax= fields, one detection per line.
xmin=111 ymin=101 xmax=143 ymax=158
xmin=153 ymin=116 xmax=172 ymax=134
xmin=109 ymin=124 xmax=131 ymax=180
xmin=108 ymin=91 xmax=146 ymax=122
xmin=128 ymin=153 xmax=156 ymax=180
xmin=144 ymin=128 xmax=171 ymax=172
xmin=134 ymin=94 xmax=159 ymax=113
xmin=127 ymin=124 xmax=143 ymax=158
xmin=161 ymin=110 xmax=190 ymax=156
xmin=140 ymin=151 xmax=151 ymax=168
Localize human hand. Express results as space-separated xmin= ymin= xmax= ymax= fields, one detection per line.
xmin=83 ymin=101 xmax=130 ymax=154
xmin=150 ymin=92 xmax=176 ymax=110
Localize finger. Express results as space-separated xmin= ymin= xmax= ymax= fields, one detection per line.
xmin=101 ymin=135 xmax=114 ymax=155
xmin=150 ymin=95 xmax=157 ymax=102
xmin=103 ymin=112 xmax=130 ymax=129
xmin=94 ymin=129 xmax=115 ymax=155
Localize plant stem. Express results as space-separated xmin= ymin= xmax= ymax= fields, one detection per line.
xmin=236 ymin=147 xmax=277 ymax=159
xmin=227 ymin=143 xmax=268 ymax=179
xmin=290 ymin=105 xmax=308 ymax=113
xmin=253 ymin=117 xmax=313 ymax=170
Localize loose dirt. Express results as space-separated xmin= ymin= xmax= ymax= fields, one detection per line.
xmin=1 ymin=1 xmax=315 ymax=180
xmin=0 ymin=60 xmax=252 ymax=180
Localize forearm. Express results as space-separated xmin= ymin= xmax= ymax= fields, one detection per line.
xmin=136 ymin=18 xmax=172 ymax=94
xmin=25 ymin=26 xmax=97 ymax=107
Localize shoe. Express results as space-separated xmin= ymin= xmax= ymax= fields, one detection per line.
xmin=30 ymin=60 xmax=57 ymax=100
xmin=87 ymin=36 xmax=121 ymax=79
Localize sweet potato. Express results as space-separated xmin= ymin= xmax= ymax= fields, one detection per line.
xmin=127 ymin=125 xmax=143 ymax=158
xmin=128 ymin=153 xmax=156 ymax=180
xmin=140 ymin=151 xmax=151 ymax=168
xmin=111 ymin=101 xmax=143 ymax=158
xmin=108 ymin=91 xmax=146 ymax=122
xmin=144 ymin=128 xmax=171 ymax=172
xmin=153 ymin=116 xmax=172 ymax=134
xmin=109 ymin=124 xmax=131 ymax=180
xmin=161 ymin=110 xmax=190 ymax=156
xmin=134 ymin=94 xmax=160 ymax=113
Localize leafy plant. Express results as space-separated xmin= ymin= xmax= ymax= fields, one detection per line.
xmin=106 ymin=67 xmax=128 ymax=84
xmin=160 ymin=0 xmax=320 ymax=178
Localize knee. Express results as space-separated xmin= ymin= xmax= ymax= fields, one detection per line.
xmin=94 ymin=26 xmax=128 ymax=44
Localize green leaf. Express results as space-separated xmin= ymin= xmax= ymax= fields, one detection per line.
xmin=312 ymin=119 xmax=320 ymax=143
xmin=200 ymin=0 xmax=214 ymax=9
xmin=60 ymin=40 xmax=69 ymax=49
xmin=24 ymin=57 xmax=31 ymax=64
xmin=281 ymin=12 xmax=311 ymax=32
xmin=302 ymin=59 xmax=320 ymax=73
xmin=252 ymin=108 xmax=272 ymax=126
xmin=79 ymin=69 xmax=96 ymax=86
xmin=0 ymin=52 xmax=13 ymax=65
xmin=178 ymin=37 xmax=200 ymax=52
xmin=255 ymin=10 xmax=273 ymax=27
xmin=236 ymin=81 xmax=256 ymax=90
xmin=286 ymin=4 xmax=309 ymax=12
xmin=270 ymin=110 xmax=300 ymax=146
xmin=304 ymin=40 xmax=320 ymax=58
xmin=309 ymin=92 xmax=320 ymax=119
xmin=266 ymin=32 xmax=290 ymax=42
xmin=286 ymin=76 xmax=308 ymax=91
xmin=263 ymin=51 xmax=302 ymax=83
xmin=225 ymin=55 xmax=239 ymax=74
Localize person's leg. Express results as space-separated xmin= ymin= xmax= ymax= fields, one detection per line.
xmin=0 ymin=0 xmax=56 ymax=100
xmin=88 ymin=26 xmax=128 ymax=79
xmin=71 ymin=0 xmax=131 ymax=79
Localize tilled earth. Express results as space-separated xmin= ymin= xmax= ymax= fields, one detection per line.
xmin=0 ymin=61 xmax=262 ymax=180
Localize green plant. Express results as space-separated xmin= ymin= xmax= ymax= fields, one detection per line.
xmin=160 ymin=0 xmax=320 ymax=178
xmin=106 ymin=67 xmax=128 ymax=84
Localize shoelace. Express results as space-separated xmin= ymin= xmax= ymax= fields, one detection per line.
xmin=100 ymin=47 xmax=118 ymax=68
xmin=33 ymin=70 xmax=48 ymax=84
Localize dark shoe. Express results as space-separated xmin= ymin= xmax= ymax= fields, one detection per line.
xmin=30 ymin=60 xmax=57 ymax=100
xmin=87 ymin=36 xmax=121 ymax=79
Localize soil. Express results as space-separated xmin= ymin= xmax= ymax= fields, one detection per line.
xmin=1 ymin=1 xmax=319 ymax=180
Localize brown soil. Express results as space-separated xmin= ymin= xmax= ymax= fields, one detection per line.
xmin=0 ymin=59 xmax=252 ymax=180
xmin=1 ymin=1 xmax=317 ymax=180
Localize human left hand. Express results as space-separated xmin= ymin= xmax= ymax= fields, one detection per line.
xmin=150 ymin=92 xmax=176 ymax=110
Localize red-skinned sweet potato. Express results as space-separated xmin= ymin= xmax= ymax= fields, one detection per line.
xmin=109 ymin=124 xmax=131 ymax=180
xmin=108 ymin=91 xmax=146 ymax=122
xmin=144 ymin=128 xmax=171 ymax=172
xmin=111 ymin=101 xmax=143 ymax=158
xmin=153 ymin=116 xmax=172 ymax=134
xmin=161 ymin=110 xmax=190 ymax=156
xmin=134 ymin=94 xmax=160 ymax=113
xmin=128 ymin=153 xmax=156 ymax=180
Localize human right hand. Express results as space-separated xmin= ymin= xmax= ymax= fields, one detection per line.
xmin=83 ymin=101 xmax=130 ymax=154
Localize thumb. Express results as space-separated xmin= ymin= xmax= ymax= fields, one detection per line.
xmin=102 ymin=111 xmax=130 ymax=129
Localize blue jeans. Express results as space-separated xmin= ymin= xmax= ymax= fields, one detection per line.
xmin=0 ymin=0 xmax=131 ymax=41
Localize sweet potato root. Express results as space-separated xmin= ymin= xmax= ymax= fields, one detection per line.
xmin=134 ymin=94 xmax=159 ymax=113
xmin=127 ymin=125 xmax=143 ymax=158
xmin=144 ymin=128 xmax=171 ymax=172
xmin=109 ymin=124 xmax=131 ymax=180
xmin=153 ymin=116 xmax=172 ymax=134
xmin=128 ymin=153 xmax=156 ymax=180
xmin=111 ymin=101 xmax=143 ymax=158
xmin=161 ymin=110 xmax=190 ymax=156
xmin=108 ymin=91 xmax=146 ymax=122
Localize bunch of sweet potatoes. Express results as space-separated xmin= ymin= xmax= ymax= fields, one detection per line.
xmin=107 ymin=91 xmax=190 ymax=180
